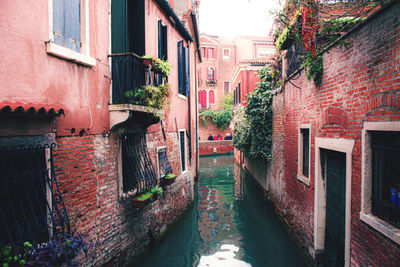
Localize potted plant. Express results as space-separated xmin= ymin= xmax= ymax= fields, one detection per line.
xmin=141 ymin=56 xmax=155 ymax=69
xmin=132 ymin=192 xmax=153 ymax=208
xmin=153 ymin=58 xmax=171 ymax=77
xmin=149 ymin=185 xmax=163 ymax=200
xmin=163 ymin=173 xmax=177 ymax=186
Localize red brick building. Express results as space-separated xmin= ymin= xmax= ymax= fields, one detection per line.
xmin=239 ymin=1 xmax=400 ymax=266
xmin=0 ymin=0 xmax=200 ymax=265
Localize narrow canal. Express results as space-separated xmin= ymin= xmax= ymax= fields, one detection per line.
xmin=135 ymin=155 xmax=306 ymax=267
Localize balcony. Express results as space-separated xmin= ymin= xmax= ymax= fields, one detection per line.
xmin=108 ymin=53 xmax=166 ymax=130
xmin=206 ymin=79 xmax=217 ymax=86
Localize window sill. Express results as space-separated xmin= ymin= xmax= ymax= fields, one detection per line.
xmin=178 ymin=94 xmax=187 ymax=100
xmin=46 ymin=42 xmax=96 ymax=67
xmin=297 ymin=174 xmax=310 ymax=186
xmin=360 ymin=212 xmax=400 ymax=245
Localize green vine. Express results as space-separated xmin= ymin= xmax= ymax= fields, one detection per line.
xmin=275 ymin=9 xmax=302 ymax=51
xmin=200 ymin=94 xmax=233 ymax=130
xmin=124 ymin=83 xmax=171 ymax=112
xmin=233 ymin=67 xmax=274 ymax=161
xmin=302 ymin=52 xmax=323 ymax=87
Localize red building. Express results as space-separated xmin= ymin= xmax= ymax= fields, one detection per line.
xmin=0 ymin=0 xmax=200 ymax=265
xmin=238 ymin=1 xmax=400 ymax=266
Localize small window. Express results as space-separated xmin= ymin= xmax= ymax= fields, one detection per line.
xmin=209 ymin=90 xmax=215 ymax=105
xmin=208 ymin=67 xmax=215 ymax=81
xmin=179 ymin=130 xmax=186 ymax=172
xmin=157 ymin=147 xmax=172 ymax=178
xmin=371 ymin=131 xmax=400 ymax=228
xmin=223 ymin=48 xmax=230 ymax=60
xmin=201 ymin=47 xmax=215 ymax=59
xmin=298 ymin=126 xmax=310 ymax=185
xmin=224 ymin=82 xmax=230 ymax=94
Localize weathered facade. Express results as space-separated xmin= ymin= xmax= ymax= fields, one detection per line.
xmin=239 ymin=2 xmax=400 ymax=266
xmin=0 ymin=0 xmax=200 ymax=265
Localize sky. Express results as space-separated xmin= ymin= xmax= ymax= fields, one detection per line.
xmin=198 ymin=0 xmax=281 ymax=40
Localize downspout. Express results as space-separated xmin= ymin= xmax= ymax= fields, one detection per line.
xmin=247 ymin=70 xmax=250 ymax=96
xmin=194 ymin=49 xmax=199 ymax=181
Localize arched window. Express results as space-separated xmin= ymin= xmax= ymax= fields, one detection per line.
xmin=199 ymin=90 xmax=207 ymax=109
xmin=208 ymin=67 xmax=215 ymax=81
xmin=209 ymin=90 xmax=215 ymax=105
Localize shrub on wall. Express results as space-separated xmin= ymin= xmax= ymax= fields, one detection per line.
xmin=233 ymin=67 xmax=274 ymax=161
xmin=200 ymin=93 xmax=233 ymax=130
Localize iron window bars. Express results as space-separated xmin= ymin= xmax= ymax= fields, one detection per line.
xmin=121 ymin=125 xmax=158 ymax=197
xmin=0 ymin=142 xmax=70 ymax=249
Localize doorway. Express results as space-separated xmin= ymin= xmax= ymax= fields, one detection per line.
xmin=321 ymin=149 xmax=346 ymax=266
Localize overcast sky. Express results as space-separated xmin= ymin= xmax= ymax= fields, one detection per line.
xmin=198 ymin=0 xmax=281 ymax=39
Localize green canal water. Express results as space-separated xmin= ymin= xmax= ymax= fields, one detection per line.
xmin=135 ymin=155 xmax=307 ymax=267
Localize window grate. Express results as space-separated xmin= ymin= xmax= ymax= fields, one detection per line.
xmin=0 ymin=143 xmax=70 ymax=249
xmin=371 ymin=131 xmax=400 ymax=228
xmin=121 ymin=125 xmax=158 ymax=197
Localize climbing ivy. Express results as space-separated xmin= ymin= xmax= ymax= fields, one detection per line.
xmin=302 ymin=52 xmax=323 ymax=87
xmin=233 ymin=67 xmax=274 ymax=161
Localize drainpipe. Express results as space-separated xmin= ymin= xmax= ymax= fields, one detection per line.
xmin=194 ymin=49 xmax=199 ymax=181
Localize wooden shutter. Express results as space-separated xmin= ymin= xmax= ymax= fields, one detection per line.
xmin=177 ymin=41 xmax=184 ymax=94
xmin=209 ymin=90 xmax=215 ymax=104
xmin=53 ymin=0 xmax=65 ymax=47
xmin=158 ymin=20 xmax=162 ymax=59
xmin=184 ymin=46 xmax=190 ymax=96
xmin=162 ymin=25 xmax=168 ymax=60
xmin=65 ymin=0 xmax=81 ymax=52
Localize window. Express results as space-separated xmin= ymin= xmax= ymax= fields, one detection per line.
xmin=209 ymin=90 xmax=215 ymax=105
xmin=178 ymin=41 xmax=190 ymax=96
xmin=298 ymin=126 xmax=310 ymax=185
xmin=201 ymin=47 xmax=215 ymax=59
xmin=224 ymin=81 xmax=230 ymax=94
xmin=371 ymin=131 xmax=400 ymax=228
xmin=238 ymin=83 xmax=241 ymax=104
xmin=0 ymin=136 xmax=70 ymax=248
xmin=120 ymin=126 xmax=158 ymax=197
xmin=157 ymin=147 xmax=172 ymax=179
xmin=199 ymin=90 xmax=207 ymax=109
xmin=158 ymin=20 xmax=168 ymax=60
xmin=257 ymin=47 xmax=275 ymax=58
xmin=287 ymin=42 xmax=305 ymax=77
xmin=208 ymin=67 xmax=215 ymax=81
xmin=223 ymin=48 xmax=230 ymax=60
xmin=361 ymin=122 xmax=400 ymax=245
xmin=179 ymin=130 xmax=186 ymax=172
xmin=47 ymin=0 xmax=95 ymax=66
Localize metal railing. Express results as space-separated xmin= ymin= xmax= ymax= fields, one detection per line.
xmin=109 ymin=53 xmax=163 ymax=105
xmin=206 ymin=79 xmax=217 ymax=86
xmin=0 ymin=143 xmax=70 ymax=249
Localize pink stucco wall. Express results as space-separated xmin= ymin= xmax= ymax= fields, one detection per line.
xmin=0 ymin=0 xmax=111 ymax=137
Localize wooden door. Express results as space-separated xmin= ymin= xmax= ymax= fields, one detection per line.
xmin=321 ymin=149 xmax=346 ymax=266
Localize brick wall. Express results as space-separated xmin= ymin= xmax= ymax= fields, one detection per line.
xmin=53 ymin=132 xmax=194 ymax=265
xmin=199 ymin=140 xmax=233 ymax=156
xmin=274 ymin=3 xmax=400 ymax=265
xmin=198 ymin=117 xmax=233 ymax=141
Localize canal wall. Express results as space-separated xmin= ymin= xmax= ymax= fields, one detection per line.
xmin=199 ymin=140 xmax=234 ymax=156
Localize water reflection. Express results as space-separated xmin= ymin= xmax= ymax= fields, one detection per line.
xmin=135 ymin=155 xmax=306 ymax=267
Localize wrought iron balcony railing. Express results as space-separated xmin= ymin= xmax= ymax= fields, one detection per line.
xmin=109 ymin=53 xmax=163 ymax=105
xmin=206 ymin=79 xmax=217 ymax=86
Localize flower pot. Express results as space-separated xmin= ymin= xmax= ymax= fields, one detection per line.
xmin=162 ymin=177 xmax=176 ymax=186
xmin=132 ymin=194 xmax=152 ymax=208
